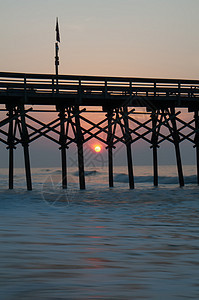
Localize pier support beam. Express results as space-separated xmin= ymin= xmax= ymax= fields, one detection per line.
xmin=7 ymin=106 xmax=15 ymax=189
xmin=107 ymin=110 xmax=114 ymax=187
xmin=123 ymin=106 xmax=134 ymax=189
xmin=74 ymin=106 xmax=85 ymax=190
xmin=58 ymin=107 xmax=67 ymax=189
xmin=151 ymin=112 xmax=159 ymax=187
xmin=170 ymin=107 xmax=184 ymax=187
xmin=194 ymin=110 xmax=199 ymax=185
xmin=19 ymin=105 xmax=32 ymax=191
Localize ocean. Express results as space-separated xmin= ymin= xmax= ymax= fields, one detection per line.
xmin=0 ymin=165 xmax=199 ymax=300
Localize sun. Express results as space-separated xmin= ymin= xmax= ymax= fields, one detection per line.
xmin=94 ymin=145 xmax=102 ymax=153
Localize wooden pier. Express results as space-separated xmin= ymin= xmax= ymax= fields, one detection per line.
xmin=0 ymin=71 xmax=199 ymax=190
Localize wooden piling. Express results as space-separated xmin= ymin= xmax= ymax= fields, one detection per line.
xmin=9 ymin=147 xmax=14 ymax=189
xmin=61 ymin=147 xmax=67 ymax=189
xmin=7 ymin=107 xmax=14 ymax=189
xmin=58 ymin=108 xmax=67 ymax=189
xmin=74 ymin=106 xmax=85 ymax=190
xmin=151 ymin=112 xmax=158 ymax=187
xmin=123 ymin=106 xmax=134 ymax=189
xmin=170 ymin=107 xmax=184 ymax=187
xmin=194 ymin=110 xmax=199 ymax=185
xmin=23 ymin=145 xmax=32 ymax=191
xmin=107 ymin=110 xmax=114 ymax=187
xmin=19 ymin=105 xmax=32 ymax=191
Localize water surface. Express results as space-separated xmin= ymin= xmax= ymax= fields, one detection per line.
xmin=0 ymin=166 xmax=199 ymax=299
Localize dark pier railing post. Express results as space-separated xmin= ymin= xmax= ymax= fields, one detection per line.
xmin=19 ymin=105 xmax=32 ymax=191
xmin=170 ymin=107 xmax=184 ymax=187
xmin=151 ymin=112 xmax=159 ymax=187
xmin=123 ymin=106 xmax=134 ymax=189
xmin=7 ymin=106 xmax=15 ymax=189
xmin=74 ymin=106 xmax=85 ymax=190
xmin=58 ymin=106 xmax=67 ymax=189
xmin=107 ymin=110 xmax=114 ymax=187
xmin=194 ymin=110 xmax=199 ymax=185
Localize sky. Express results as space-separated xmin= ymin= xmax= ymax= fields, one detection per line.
xmin=1 ymin=0 xmax=199 ymax=78
xmin=0 ymin=0 xmax=199 ymax=169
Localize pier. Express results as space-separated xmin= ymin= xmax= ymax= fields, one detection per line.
xmin=0 ymin=71 xmax=199 ymax=190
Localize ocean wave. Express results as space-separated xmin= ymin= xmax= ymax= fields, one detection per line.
xmin=73 ymin=170 xmax=99 ymax=177
xmin=114 ymin=173 xmax=197 ymax=184
xmin=114 ymin=173 xmax=129 ymax=183
xmin=53 ymin=170 xmax=62 ymax=174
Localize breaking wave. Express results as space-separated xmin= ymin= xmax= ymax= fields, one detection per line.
xmin=73 ymin=170 xmax=99 ymax=176
xmin=114 ymin=173 xmax=197 ymax=184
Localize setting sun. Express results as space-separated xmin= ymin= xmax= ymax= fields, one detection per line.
xmin=94 ymin=145 xmax=102 ymax=153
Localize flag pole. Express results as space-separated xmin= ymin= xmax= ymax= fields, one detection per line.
xmin=55 ymin=42 xmax=59 ymax=93
xmin=55 ymin=17 xmax=60 ymax=93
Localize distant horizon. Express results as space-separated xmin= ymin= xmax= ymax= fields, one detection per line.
xmin=0 ymin=162 xmax=197 ymax=169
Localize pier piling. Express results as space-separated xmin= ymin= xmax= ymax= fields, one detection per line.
xmin=58 ymin=107 xmax=67 ymax=189
xmin=123 ymin=106 xmax=134 ymax=189
xmin=194 ymin=110 xmax=199 ymax=185
xmin=170 ymin=107 xmax=184 ymax=187
xmin=19 ymin=105 xmax=32 ymax=191
xmin=7 ymin=106 xmax=15 ymax=189
xmin=151 ymin=112 xmax=159 ymax=187
xmin=107 ymin=110 xmax=114 ymax=188
xmin=74 ymin=106 xmax=85 ymax=190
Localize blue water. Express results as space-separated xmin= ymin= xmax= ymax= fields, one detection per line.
xmin=0 ymin=166 xmax=199 ymax=299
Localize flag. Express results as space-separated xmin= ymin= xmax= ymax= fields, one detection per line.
xmin=56 ymin=17 xmax=60 ymax=42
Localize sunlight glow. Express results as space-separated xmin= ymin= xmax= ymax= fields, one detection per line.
xmin=94 ymin=145 xmax=102 ymax=153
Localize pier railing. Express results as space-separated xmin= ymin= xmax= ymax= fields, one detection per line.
xmin=1 ymin=72 xmax=199 ymax=103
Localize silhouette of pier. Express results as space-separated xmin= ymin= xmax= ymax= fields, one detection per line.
xmin=0 ymin=71 xmax=199 ymax=190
